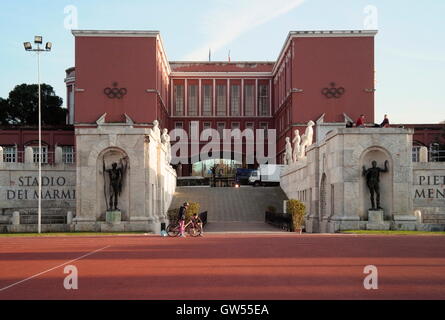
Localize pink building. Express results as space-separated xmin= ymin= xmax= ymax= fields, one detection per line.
xmin=63 ymin=29 xmax=378 ymax=175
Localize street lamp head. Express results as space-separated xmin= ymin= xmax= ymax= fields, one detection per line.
xmin=23 ymin=42 xmax=32 ymax=51
xmin=34 ymin=35 xmax=43 ymax=44
xmin=45 ymin=42 xmax=52 ymax=51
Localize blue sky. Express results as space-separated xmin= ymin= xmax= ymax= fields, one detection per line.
xmin=0 ymin=0 xmax=444 ymax=123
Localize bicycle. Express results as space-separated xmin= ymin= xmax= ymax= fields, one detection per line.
xmin=166 ymin=219 xmax=202 ymax=237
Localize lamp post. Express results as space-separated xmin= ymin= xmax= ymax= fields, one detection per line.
xmin=24 ymin=36 xmax=52 ymax=234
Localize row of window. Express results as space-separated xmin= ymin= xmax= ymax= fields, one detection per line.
xmin=1 ymin=146 xmax=75 ymax=164
xmin=173 ymin=83 xmax=270 ymax=117
xmin=412 ymin=145 xmax=445 ymax=162
xmin=173 ymin=121 xmax=270 ymax=138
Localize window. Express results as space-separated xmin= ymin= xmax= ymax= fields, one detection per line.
xmin=32 ymin=146 xmax=48 ymax=164
xmin=245 ymin=122 xmax=254 ymax=135
xmin=175 ymin=122 xmax=184 ymax=138
xmin=260 ymin=122 xmax=268 ymax=139
xmin=258 ymin=84 xmax=269 ymax=116
xmin=174 ymin=84 xmax=184 ymax=116
xmin=216 ymin=84 xmax=227 ymax=116
xmin=203 ymin=122 xmax=211 ymax=130
xmin=412 ymin=146 xmax=421 ymax=162
xmin=231 ymin=122 xmax=240 ymax=130
xmin=188 ymin=85 xmax=198 ymax=116
xmin=202 ymin=84 xmax=213 ymax=116
xmin=244 ymin=84 xmax=255 ymax=116
xmin=3 ymin=146 xmax=17 ymax=163
xmin=62 ymin=146 xmax=74 ymax=164
xmin=189 ymin=121 xmax=199 ymax=135
xmin=230 ymin=85 xmax=240 ymax=116
xmin=217 ymin=122 xmax=225 ymax=136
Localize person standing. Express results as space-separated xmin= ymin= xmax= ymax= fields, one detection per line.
xmin=380 ymin=114 xmax=390 ymax=128
xmin=177 ymin=202 xmax=189 ymax=237
xmin=356 ymin=114 xmax=366 ymax=127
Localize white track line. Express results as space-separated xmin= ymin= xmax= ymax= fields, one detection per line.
xmin=0 ymin=245 xmax=111 ymax=292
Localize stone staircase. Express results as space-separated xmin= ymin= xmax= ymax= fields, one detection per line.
xmin=169 ymin=186 xmax=289 ymax=232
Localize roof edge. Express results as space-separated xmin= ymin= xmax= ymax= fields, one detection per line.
xmin=71 ymin=30 xmax=160 ymax=37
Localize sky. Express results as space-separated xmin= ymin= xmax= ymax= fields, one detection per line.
xmin=0 ymin=0 xmax=444 ymax=124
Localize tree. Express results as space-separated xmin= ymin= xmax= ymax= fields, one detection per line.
xmin=0 ymin=97 xmax=11 ymax=125
xmin=4 ymin=83 xmax=66 ymax=125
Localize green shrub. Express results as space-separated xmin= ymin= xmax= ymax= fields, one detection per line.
xmin=286 ymin=199 xmax=306 ymax=231
xmin=186 ymin=202 xmax=200 ymax=220
xmin=167 ymin=208 xmax=179 ymax=221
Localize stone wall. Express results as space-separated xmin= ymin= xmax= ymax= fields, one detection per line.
xmin=413 ymin=162 xmax=445 ymax=225
xmin=280 ymin=127 xmax=445 ymax=233
xmin=73 ymin=122 xmax=176 ymax=233
xmin=0 ymin=161 xmax=76 ymax=232
xmin=0 ymin=122 xmax=177 ymax=233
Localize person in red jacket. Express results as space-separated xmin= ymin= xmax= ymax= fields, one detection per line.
xmin=356 ymin=114 xmax=366 ymax=127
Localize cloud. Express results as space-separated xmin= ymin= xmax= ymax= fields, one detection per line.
xmin=182 ymin=0 xmax=305 ymax=60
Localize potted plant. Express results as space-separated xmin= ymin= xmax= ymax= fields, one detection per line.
xmin=286 ymin=199 xmax=306 ymax=234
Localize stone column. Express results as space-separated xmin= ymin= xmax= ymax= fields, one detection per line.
xmin=25 ymin=147 xmax=34 ymax=163
xmin=419 ymin=146 xmax=428 ymax=163
xmin=55 ymin=146 xmax=63 ymax=164
xmin=12 ymin=211 xmax=20 ymax=225
xmin=67 ymin=211 xmax=73 ymax=224
xmin=0 ymin=146 xmax=3 ymax=164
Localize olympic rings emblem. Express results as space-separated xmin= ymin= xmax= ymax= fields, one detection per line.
xmin=104 ymin=82 xmax=127 ymax=99
xmin=321 ymin=82 xmax=345 ymax=99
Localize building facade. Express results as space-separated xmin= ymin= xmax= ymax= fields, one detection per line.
xmin=65 ymin=29 xmax=378 ymax=176
xmin=2 ymin=30 xmax=444 ymax=171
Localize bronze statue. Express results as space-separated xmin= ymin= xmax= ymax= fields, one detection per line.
xmin=103 ymin=157 xmax=128 ymax=211
xmin=362 ymin=160 xmax=389 ymax=210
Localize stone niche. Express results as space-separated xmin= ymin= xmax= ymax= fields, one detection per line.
xmin=98 ymin=148 xmax=130 ymax=220
xmin=359 ymin=147 xmax=393 ymax=221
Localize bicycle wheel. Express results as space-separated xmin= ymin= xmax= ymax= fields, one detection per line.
xmin=167 ymin=223 xmax=180 ymax=237
xmin=187 ymin=225 xmax=202 ymax=237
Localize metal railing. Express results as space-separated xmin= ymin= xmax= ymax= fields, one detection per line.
xmin=20 ymin=213 xmax=67 ymax=225
xmin=412 ymin=146 xmax=445 ymax=162
xmin=2 ymin=151 xmax=76 ymax=164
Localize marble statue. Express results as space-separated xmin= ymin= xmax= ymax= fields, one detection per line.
xmin=151 ymin=120 xmax=161 ymax=141
xmin=292 ymin=129 xmax=301 ymax=163
xmin=298 ymin=120 xmax=315 ymax=158
xmin=161 ymin=128 xmax=172 ymax=164
xmin=284 ymin=137 xmax=293 ymax=165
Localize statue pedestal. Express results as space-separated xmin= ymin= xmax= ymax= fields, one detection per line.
xmin=367 ymin=210 xmax=390 ymax=230
xmin=106 ymin=210 xmax=122 ymax=224
xmin=368 ymin=210 xmax=384 ymax=224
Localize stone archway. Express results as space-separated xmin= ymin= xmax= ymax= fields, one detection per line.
xmin=97 ymin=147 xmax=130 ymax=221
xmin=359 ymin=147 xmax=393 ymax=220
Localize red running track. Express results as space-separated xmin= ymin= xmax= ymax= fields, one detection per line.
xmin=0 ymin=233 xmax=444 ymax=300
